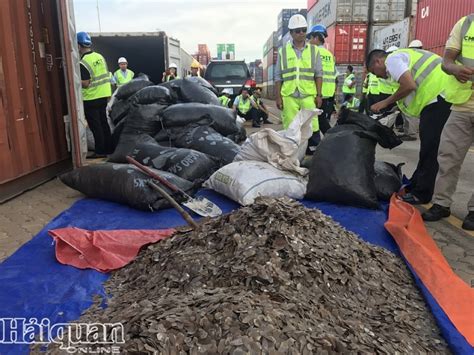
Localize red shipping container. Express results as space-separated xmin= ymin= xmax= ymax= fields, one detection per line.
xmin=326 ymin=23 xmax=368 ymax=64
xmin=307 ymin=0 xmax=318 ymax=11
xmin=416 ymin=0 xmax=474 ymax=56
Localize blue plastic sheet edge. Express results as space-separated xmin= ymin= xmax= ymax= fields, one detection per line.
xmin=0 ymin=189 xmax=471 ymax=354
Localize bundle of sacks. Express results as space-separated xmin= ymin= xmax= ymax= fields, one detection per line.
xmin=204 ymin=108 xmax=405 ymax=209
xmin=61 ymin=76 xmax=245 ymax=211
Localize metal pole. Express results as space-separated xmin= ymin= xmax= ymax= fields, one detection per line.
xmin=96 ymin=0 xmax=102 ymax=33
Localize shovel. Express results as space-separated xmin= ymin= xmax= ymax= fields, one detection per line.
xmin=126 ymin=156 xmax=222 ymax=218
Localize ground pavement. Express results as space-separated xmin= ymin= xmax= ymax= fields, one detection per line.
xmin=0 ymin=101 xmax=473 ymax=287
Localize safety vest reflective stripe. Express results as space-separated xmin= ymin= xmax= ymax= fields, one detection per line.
xmin=219 ymin=96 xmax=230 ymax=106
xmin=114 ymin=69 xmax=134 ymax=86
xmin=459 ymin=14 xmax=474 ymax=67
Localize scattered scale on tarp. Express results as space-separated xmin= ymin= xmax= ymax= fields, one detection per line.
xmin=38 ymin=197 xmax=448 ymax=354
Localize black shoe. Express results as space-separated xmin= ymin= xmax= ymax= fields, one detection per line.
xmin=86 ymin=153 xmax=107 ymax=159
xmin=263 ymin=119 xmax=271 ymax=124
xmin=252 ymin=123 xmax=261 ymax=128
xmin=462 ymin=211 xmax=474 ymax=231
xmin=422 ymin=204 xmax=451 ymax=221
xmin=398 ymin=134 xmax=417 ymax=141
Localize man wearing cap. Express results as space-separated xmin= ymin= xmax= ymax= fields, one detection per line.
xmin=77 ymin=31 xmax=113 ymax=158
xmin=219 ymin=88 xmax=232 ymax=108
xmin=408 ymin=40 xmax=423 ymax=50
xmin=187 ymin=62 xmax=200 ymax=77
xmin=275 ymin=14 xmax=323 ymax=153
xmin=114 ymin=57 xmax=134 ymax=87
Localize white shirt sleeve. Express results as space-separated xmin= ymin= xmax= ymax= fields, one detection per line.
xmin=385 ymin=52 xmax=410 ymax=82
xmin=233 ymin=97 xmax=240 ymax=106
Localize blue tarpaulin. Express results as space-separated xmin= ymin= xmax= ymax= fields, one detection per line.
xmin=0 ymin=189 xmax=471 ymax=354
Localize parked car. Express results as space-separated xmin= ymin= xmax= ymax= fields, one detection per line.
xmin=204 ymin=60 xmax=256 ymax=98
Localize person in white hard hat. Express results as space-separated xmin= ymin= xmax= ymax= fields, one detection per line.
xmin=162 ymin=63 xmax=180 ymax=82
xmin=219 ymin=88 xmax=232 ymax=108
xmin=113 ymin=57 xmax=134 ymax=87
xmin=275 ymin=13 xmax=323 ymax=154
xmin=408 ymin=40 xmax=423 ymax=49
xmin=386 ymin=46 xmax=399 ymax=53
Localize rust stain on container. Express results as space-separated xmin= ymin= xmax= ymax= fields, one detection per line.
xmin=0 ymin=0 xmax=71 ymax=195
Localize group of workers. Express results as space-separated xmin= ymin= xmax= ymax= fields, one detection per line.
xmin=274 ymin=13 xmax=474 ymax=230
xmin=219 ymin=87 xmax=269 ymax=128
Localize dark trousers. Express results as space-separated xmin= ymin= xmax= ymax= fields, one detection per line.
xmin=83 ymin=98 xmax=112 ymax=155
xmin=359 ymin=95 xmax=368 ymax=114
xmin=319 ymin=97 xmax=335 ymax=134
xmin=242 ymin=108 xmax=268 ymax=126
xmin=409 ymin=97 xmax=451 ymax=203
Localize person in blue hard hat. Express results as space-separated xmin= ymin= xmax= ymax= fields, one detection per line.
xmin=77 ymin=31 xmax=113 ymax=158
xmin=307 ymin=24 xmax=336 ymax=135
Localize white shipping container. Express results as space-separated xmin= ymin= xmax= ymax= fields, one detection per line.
xmin=371 ymin=0 xmax=407 ymax=22
xmin=307 ymin=0 xmax=368 ymax=28
xmin=370 ymin=18 xmax=410 ymax=50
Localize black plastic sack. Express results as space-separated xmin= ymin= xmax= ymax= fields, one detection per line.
xmin=227 ymin=124 xmax=247 ymax=144
xmin=131 ymin=141 xmax=219 ymax=182
xmin=324 ymin=124 xmax=363 ymax=136
xmin=374 ymin=161 xmax=403 ymax=201
xmin=108 ymin=134 xmax=156 ymax=163
xmin=338 ymin=108 xmax=402 ymax=149
xmin=110 ymin=99 xmax=131 ymax=125
xmin=115 ymin=79 xmax=154 ymax=100
xmin=161 ymin=103 xmax=238 ymax=136
xmin=180 ymin=78 xmax=220 ymax=105
xmin=186 ymin=76 xmax=218 ymax=95
xmin=158 ymin=80 xmax=181 ymax=102
xmin=306 ymin=130 xmax=379 ymax=209
xmin=129 ymin=85 xmax=173 ymax=105
xmin=121 ymin=103 xmax=165 ymax=136
xmin=174 ymin=125 xmax=241 ymax=166
xmin=60 ymin=163 xmax=194 ymax=211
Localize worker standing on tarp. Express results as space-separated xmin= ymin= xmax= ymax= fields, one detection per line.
xmin=423 ymin=13 xmax=474 ymax=231
xmin=307 ymin=24 xmax=336 ymax=135
xmin=367 ymin=48 xmax=452 ymax=205
xmin=275 ymin=14 xmax=323 ymax=154
xmin=114 ymin=57 xmax=134 ymax=87
xmin=77 ymin=31 xmax=113 ymax=159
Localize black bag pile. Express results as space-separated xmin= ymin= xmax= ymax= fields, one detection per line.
xmin=159 ymin=77 xmax=220 ymax=105
xmin=130 ymin=141 xmax=219 ymax=182
xmin=306 ymin=109 xmax=403 ymax=209
xmin=374 ymin=161 xmax=404 ymax=201
xmin=60 ymin=163 xmax=195 ymax=211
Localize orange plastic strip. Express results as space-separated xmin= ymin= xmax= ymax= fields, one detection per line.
xmin=385 ymin=195 xmax=474 ymax=346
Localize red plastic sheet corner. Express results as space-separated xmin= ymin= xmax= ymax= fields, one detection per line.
xmin=49 ymin=227 xmax=175 ymax=273
xmin=385 ymin=195 xmax=474 ymax=346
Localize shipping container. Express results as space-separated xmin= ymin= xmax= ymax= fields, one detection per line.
xmin=370 ymin=18 xmax=411 ymax=50
xmin=90 ymin=32 xmax=184 ymax=83
xmin=308 ymin=0 xmax=318 ymax=11
xmin=0 ymin=0 xmax=85 ymax=201
xmin=371 ymin=0 xmax=407 ymax=23
xmin=263 ymin=32 xmax=278 ymax=57
xmin=307 ymin=0 xmax=369 ymax=28
xmin=264 ymin=48 xmax=278 ymax=68
xmin=415 ymin=0 xmax=474 ymax=56
xmin=326 ymin=23 xmax=368 ymax=64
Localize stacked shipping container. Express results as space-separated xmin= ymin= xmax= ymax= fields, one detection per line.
xmin=415 ymin=0 xmax=474 ymax=56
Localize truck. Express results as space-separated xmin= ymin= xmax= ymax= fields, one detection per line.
xmin=89 ymin=32 xmax=192 ymax=84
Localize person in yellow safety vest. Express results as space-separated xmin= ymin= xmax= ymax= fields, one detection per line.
xmin=232 ymin=87 xmax=260 ymax=127
xmin=219 ymin=88 xmax=232 ymax=108
xmin=308 ymin=24 xmax=336 ymax=134
xmin=162 ymin=63 xmax=180 ymax=82
xmin=114 ymin=57 xmax=134 ymax=87
xmin=423 ymin=13 xmax=474 ymax=230
xmin=187 ymin=62 xmax=200 ymax=77
xmin=342 ymin=65 xmax=356 ymax=101
xmin=367 ymin=48 xmax=452 ymax=205
xmin=342 ymin=94 xmax=360 ymax=111
xmin=77 ymin=31 xmax=113 ymax=158
xmin=359 ymin=68 xmax=369 ymax=113
xmin=275 ymin=14 xmax=323 ymax=154
xmin=251 ymin=87 xmax=270 ymax=125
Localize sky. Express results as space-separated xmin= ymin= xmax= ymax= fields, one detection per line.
xmin=73 ymin=0 xmax=306 ymax=61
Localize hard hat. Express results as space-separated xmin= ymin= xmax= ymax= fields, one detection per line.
xmin=118 ymin=57 xmax=128 ymax=64
xmin=386 ymin=46 xmax=399 ymax=53
xmin=191 ymin=62 xmax=200 ymax=69
xmin=222 ymin=88 xmax=232 ymax=95
xmin=288 ymin=14 xmax=308 ymax=30
xmin=307 ymin=24 xmax=327 ymax=38
xmin=408 ymin=39 xmax=423 ymax=48
xmin=169 ymin=63 xmax=178 ymax=69
xmin=77 ymin=32 xmax=92 ymax=47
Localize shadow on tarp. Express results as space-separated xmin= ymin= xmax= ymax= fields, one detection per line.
xmin=0 ymin=189 xmax=470 ymax=354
